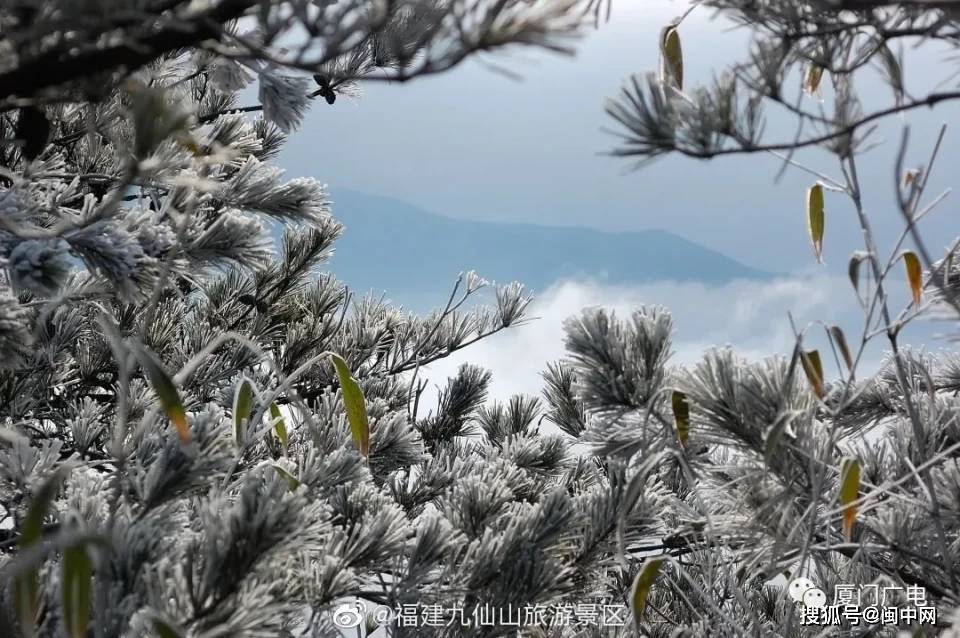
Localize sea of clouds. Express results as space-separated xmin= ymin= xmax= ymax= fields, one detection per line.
xmin=420 ymin=274 xmax=952 ymax=407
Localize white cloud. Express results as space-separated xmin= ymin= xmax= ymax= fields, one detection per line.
xmin=419 ymin=274 xmax=933 ymax=405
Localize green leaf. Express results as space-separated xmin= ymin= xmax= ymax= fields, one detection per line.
xmin=849 ymin=251 xmax=868 ymax=297
xmin=903 ymin=251 xmax=923 ymax=306
xmin=807 ymin=183 xmax=825 ymax=263
xmin=631 ymin=558 xmax=664 ymax=620
xmin=330 ymin=353 xmax=370 ymax=457
xmin=840 ymin=457 xmax=861 ymax=541
xmin=659 ymin=26 xmax=683 ymax=89
xmin=876 ymin=42 xmax=904 ymax=106
xmin=150 ymin=616 xmax=185 ymax=638
xmin=764 ymin=411 xmax=794 ymax=465
xmin=270 ymin=402 xmax=288 ymax=454
xmin=132 ymin=345 xmax=190 ymax=444
xmin=800 ymin=349 xmax=825 ymax=399
xmin=271 ymin=463 xmax=300 ymax=491
xmin=16 ymin=465 xmax=72 ymax=633
xmin=61 ymin=543 xmax=92 ymax=638
xmin=233 ymin=377 xmax=256 ymax=448
xmin=13 ymin=571 xmax=39 ymax=636
xmin=21 ymin=466 xmax=71 ymax=547
xmin=829 ymin=325 xmax=854 ymax=374
xmin=671 ymin=391 xmax=689 ymax=449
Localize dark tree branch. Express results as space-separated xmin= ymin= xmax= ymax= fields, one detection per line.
xmin=612 ymin=89 xmax=960 ymax=162
xmin=0 ymin=0 xmax=257 ymax=104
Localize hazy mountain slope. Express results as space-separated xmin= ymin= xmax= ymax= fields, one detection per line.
xmin=323 ymin=189 xmax=773 ymax=298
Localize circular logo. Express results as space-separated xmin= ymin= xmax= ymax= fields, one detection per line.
xmin=802 ymin=587 xmax=827 ymax=608
xmin=788 ymin=577 xmax=816 ymax=603
xmin=332 ymin=602 xmax=364 ymax=628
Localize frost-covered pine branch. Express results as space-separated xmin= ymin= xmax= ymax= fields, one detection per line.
xmin=592 ymin=1 xmax=960 ymax=635
xmin=0 ymin=2 xmax=643 ymax=637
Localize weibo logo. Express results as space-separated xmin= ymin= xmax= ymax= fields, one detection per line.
xmin=789 ymin=577 xmax=827 ymax=608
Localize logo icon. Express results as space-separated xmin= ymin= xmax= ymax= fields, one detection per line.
xmin=332 ymin=602 xmax=365 ymax=628
xmin=789 ymin=577 xmax=827 ymax=608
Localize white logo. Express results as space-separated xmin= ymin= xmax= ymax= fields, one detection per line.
xmin=332 ymin=602 xmax=364 ymax=628
xmin=331 ymin=601 xmax=395 ymax=628
xmin=789 ymin=577 xmax=826 ymax=608
xmin=788 ymin=577 xmax=815 ymax=603
xmin=802 ymin=587 xmax=827 ymax=608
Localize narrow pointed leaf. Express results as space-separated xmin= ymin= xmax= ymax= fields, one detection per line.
xmin=13 ymin=574 xmax=39 ymax=637
xmin=150 ymin=616 xmax=185 ymax=638
xmin=16 ymin=466 xmax=71 ymax=632
xmin=803 ymin=65 xmax=824 ymax=96
xmin=232 ymin=377 xmax=256 ymax=448
xmin=631 ymin=558 xmax=664 ymax=620
xmin=800 ymin=350 xmax=825 ymax=398
xmin=671 ymin=391 xmax=690 ymax=448
xmin=133 ymin=345 xmax=190 ymax=443
xmin=330 ymin=353 xmax=370 ymax=457
xmin=829 ymin=326 xmax=854 ymax=373
xmin=903 ymin=251 xmax=923 ymax=305
xmin=807 ymin=183 xmax=825 ymax=263
xmin=877 ymin=43 xmax=904 ymax=106
xmin=764 ymin=412 xmax=793 ymax=466
xmin=270 ymin=402 xmax=288 ymax=454
xmin=840 ymin=457 xmax=861 ymax=541
xmin=849 ymin=252 xmax=868 ymax=295
xmin=271 ymin=463 xmax=300 ymax=491
xmin=659 ymin=26 xmax=683 ymax=89
xmin=21 ymin=466 xmax=71 ymax=547
xmin=61 ymin=543 xmax=92 ymax=638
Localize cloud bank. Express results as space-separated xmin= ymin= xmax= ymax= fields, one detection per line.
xmin=419 ymin=274 xmax=942 ymax=406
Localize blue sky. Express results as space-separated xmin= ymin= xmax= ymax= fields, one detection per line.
xmin=275 ymin=0 xmax=960 ymax=399
xmin=278 ymin=0 xmax=960 ymax=275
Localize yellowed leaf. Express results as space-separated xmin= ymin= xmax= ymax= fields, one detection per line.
xmin=803 ymin=65 xmax=824 ymax=96
xmin=233 ymin=377 xmax=256 ymax=449
xmin=330 ymin=353 xmax=370 ymax=457
xmin=660 ymin=26 xmax=683 ymax=90
xmin=807 ymin=183 xmax=825 ymax=263
xmin=270 ymin=402 xmax=288 ymax=455
xmin=133 ymin=345 xmax=190 ymax=444
xmin=903 ymin=251 xmax=923 ymax=306
xmin=671 ymin=391 xmax=689 ymax=449
xmin=840 ymin=457 xmax=861 ymax=541
xmin=632 ymin=558 xmax=664 ymax=620
xmin=800 ymin=349 xmax=825 ymax=399
xmin=829 ymin=325 xmax=854 ymax=374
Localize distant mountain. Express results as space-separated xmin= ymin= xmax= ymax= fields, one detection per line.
xmin=322 ymin=189 xmax=773 ymax=302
